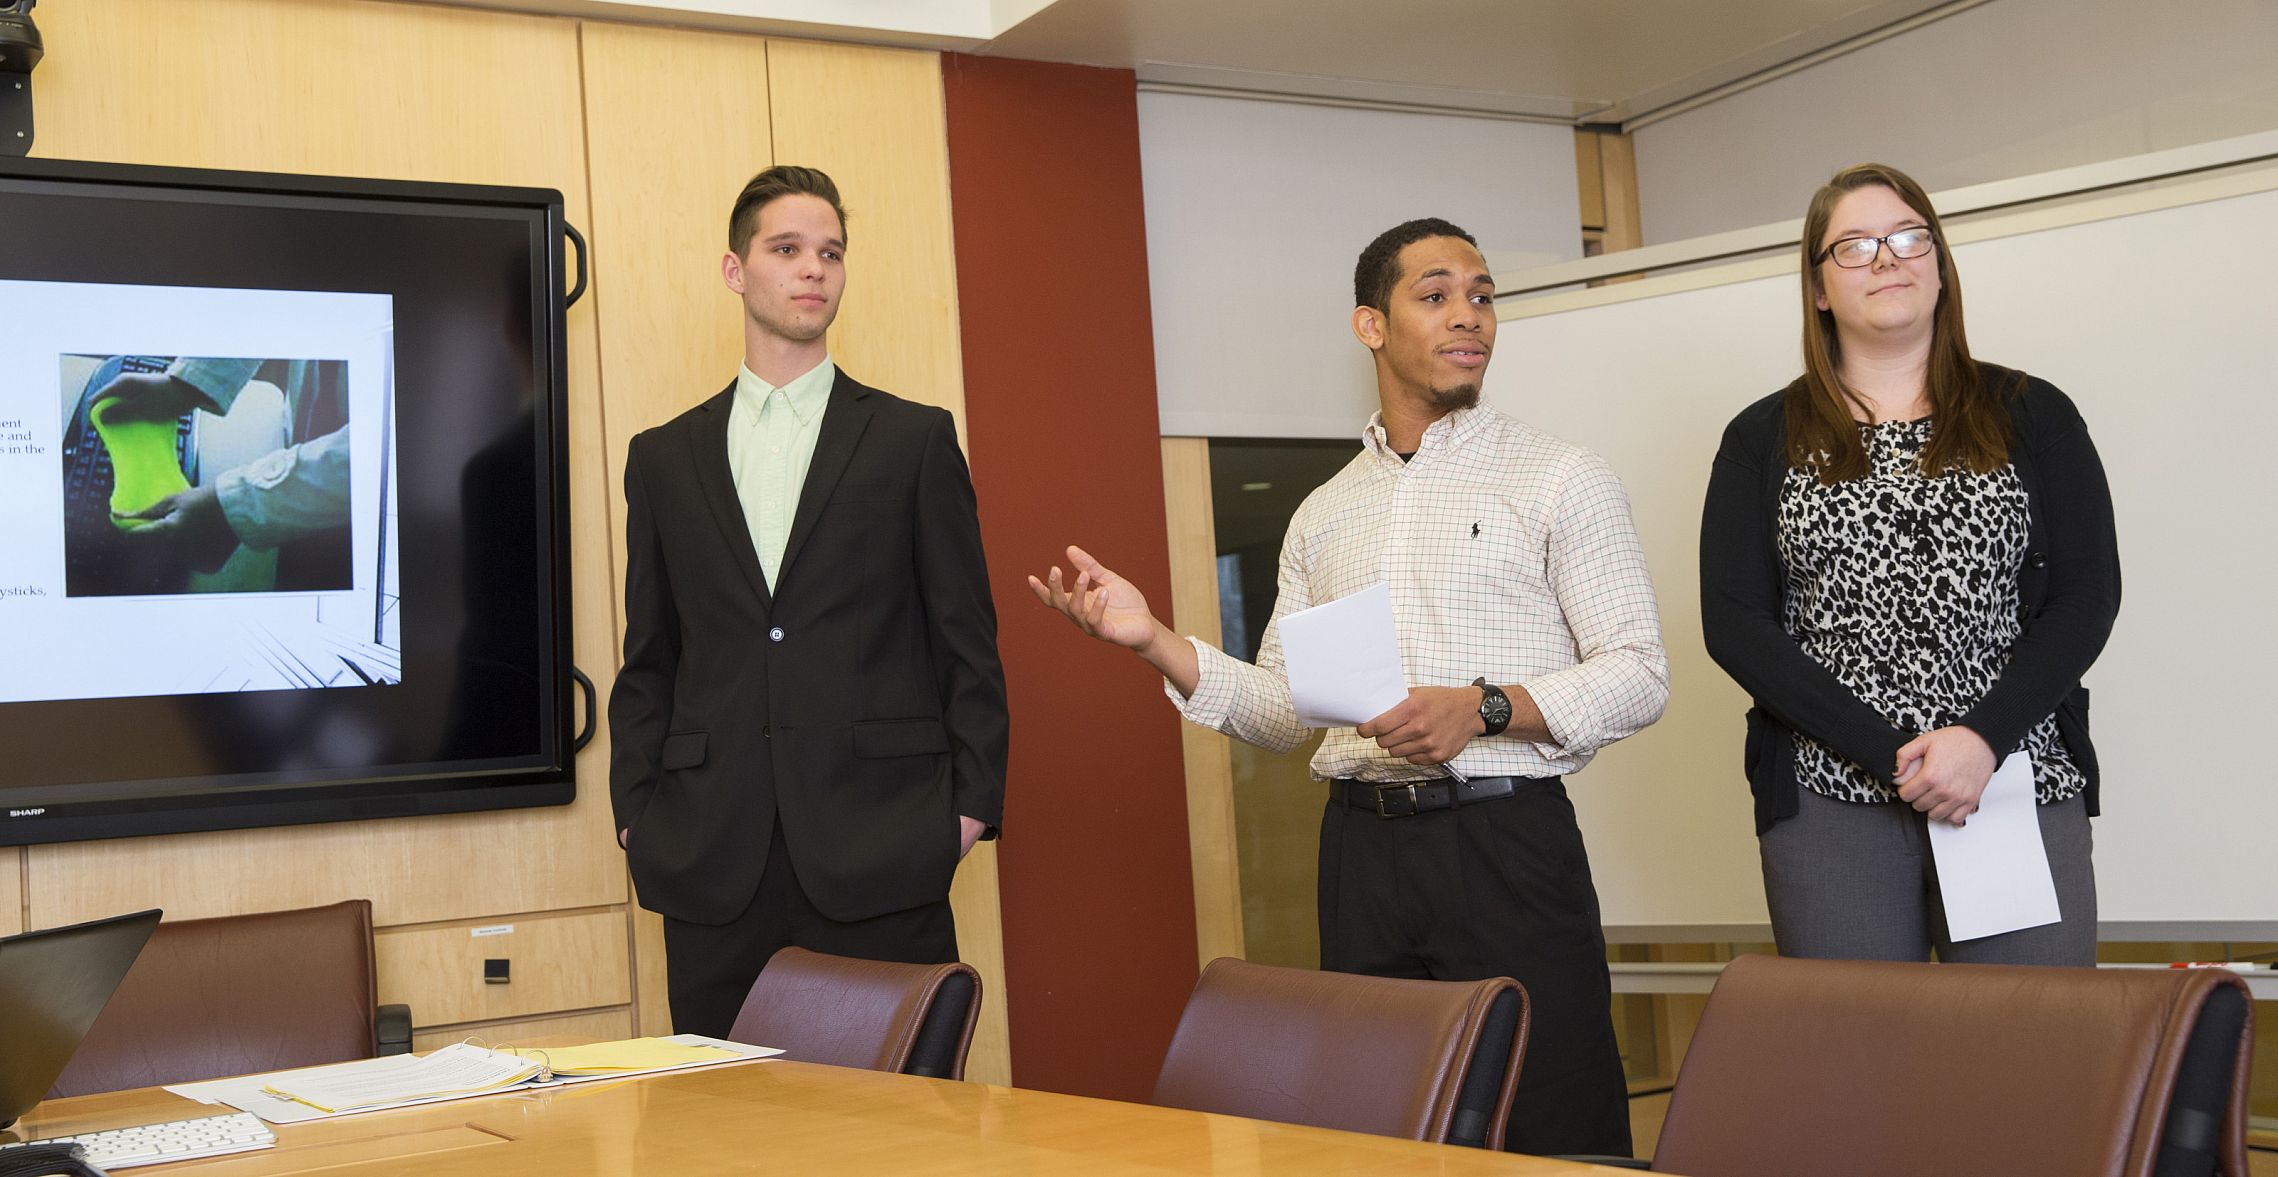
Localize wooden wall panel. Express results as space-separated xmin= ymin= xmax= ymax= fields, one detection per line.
xmin=762 ymin=38 xmax=1009 ymax=1087
xmin=0 ymin=855 xmax=20 ymax=938
xmin=763 ymin=41 xmax=966 ymax=420
xmin=578 ymin=20 xmax=773 ymax=446
xmin=577 ymin=15 xmax=775 ymax=1040
xmin=1160 ymin=438 xmax=1243 ymax=967
xmin=578 ymin=28 xmax=1007 ymax=1076
xmin=377 ymin=910 xmax=632 ymax=1025
xmin=23 ymin=0 xmax=623 ymax=931
xmin=411 ymin=1008 xmax=634 ymax=1053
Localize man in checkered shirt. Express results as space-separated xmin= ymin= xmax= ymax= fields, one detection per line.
xmin=1032 ymin=218 xmax=1667 ymax=1157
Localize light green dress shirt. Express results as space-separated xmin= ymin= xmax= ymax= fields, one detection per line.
xmin=727 ymin=357 xmax=836 ymax=589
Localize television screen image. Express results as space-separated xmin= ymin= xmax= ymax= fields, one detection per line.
xmin=0 ymin=157 xmax=574 ymax=845
xmin=2 ymin=280 xmax=404 ymax=704
xmin=62 ymin=352 xmax=361 ymax=599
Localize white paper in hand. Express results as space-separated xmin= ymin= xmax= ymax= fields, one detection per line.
xmin=1279 ymin=582 xmax=1408 ymax=728
xmin=1927 ymin=754 xmax=2062 ymax=942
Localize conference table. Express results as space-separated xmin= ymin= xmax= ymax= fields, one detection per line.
xmin=13 ymin=1058 xmax=1630 ymax=1174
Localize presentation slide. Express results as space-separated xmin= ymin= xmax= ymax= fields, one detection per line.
xmin=0 ymin=279 xmax=400 ymax=704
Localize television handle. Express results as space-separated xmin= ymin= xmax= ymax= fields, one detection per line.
xmin=564 ymin=221 xmax=588 ymax=309
xmin=562 ymin=219 xmax=592 ymax=758
xmin=570 ymin=665 xmax=597 ymax=753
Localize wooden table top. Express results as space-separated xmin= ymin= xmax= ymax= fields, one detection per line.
xmin=10 ymin=1059 xmax=1629 ymax=1175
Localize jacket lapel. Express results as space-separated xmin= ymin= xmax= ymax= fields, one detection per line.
xmin=777 ymin=370 xmax=875 ymax=590
xmin=686 ymin=381 xmax=774 ymax=611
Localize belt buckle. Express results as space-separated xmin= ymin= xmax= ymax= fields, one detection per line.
xmin=1372 ymin=782 xmax=1420 ymax=819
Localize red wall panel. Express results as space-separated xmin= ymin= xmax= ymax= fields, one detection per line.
xmin=942 ymin=54 xmax=1200 ymax=1102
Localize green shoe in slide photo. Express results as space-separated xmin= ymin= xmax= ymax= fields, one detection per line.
xmin=90 ymin=397 xmax=191 ymax=529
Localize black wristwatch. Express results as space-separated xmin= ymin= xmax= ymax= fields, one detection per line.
xmin=1472 ymin=677 xmax=1512 ymax=737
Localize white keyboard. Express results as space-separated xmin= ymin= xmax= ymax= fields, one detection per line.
xmin=5 ymin=1111 xmax=277 ymax=1169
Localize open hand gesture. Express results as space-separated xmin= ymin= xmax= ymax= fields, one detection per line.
xmin=1027 ymin=545 xmax=1162 ymax=651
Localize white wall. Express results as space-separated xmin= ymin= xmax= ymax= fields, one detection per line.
xmin=1138 ymin=94 xmax=1582 ymax=438
xmin=1632 ymin=0 xmax=2278 ymax=244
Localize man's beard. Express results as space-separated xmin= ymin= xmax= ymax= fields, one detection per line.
xmin=1427 ymin=382 xmax=1481 ymax=411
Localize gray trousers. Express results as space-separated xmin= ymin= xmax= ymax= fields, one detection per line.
xmin=1758 ymin=787 xmax=2097 ymax=965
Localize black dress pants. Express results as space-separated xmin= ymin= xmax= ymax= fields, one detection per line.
xmin=660 ymin=822 xmax=959 ymax=1040
xmin=1318 ymin=777 xmax=1632 ymax=1158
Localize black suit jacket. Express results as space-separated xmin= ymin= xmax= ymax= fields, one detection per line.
xmin=608 ymin=368 xmax=1008 ymax=925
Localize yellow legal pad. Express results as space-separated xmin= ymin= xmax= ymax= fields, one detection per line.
xmin=521 ymin=1038 xmax=741 ymax=1075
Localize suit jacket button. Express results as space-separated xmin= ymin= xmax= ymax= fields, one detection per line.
xmin=769 ymin=626 xmax=785 ymax=642
xmin=2027 ymin=552 xmax=2048 ymax=569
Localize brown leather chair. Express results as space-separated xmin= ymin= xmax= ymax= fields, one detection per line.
xmin=49 ymin=900 xmax=410 ymax=1098
xmin=726 ymin=947 xmax=982 ymax=1080
xmin=1150 ymin=957 xmax=1529 ymax=1149
xmin=1637 ymin=954 xmax=2255 ymax=1177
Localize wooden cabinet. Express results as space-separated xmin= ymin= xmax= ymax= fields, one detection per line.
xmin=378 ymin=911 xmax=631 ymax=1028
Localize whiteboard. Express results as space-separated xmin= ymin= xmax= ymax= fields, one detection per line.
xmin=1484 ymin=174 xmax=2278 ymax=936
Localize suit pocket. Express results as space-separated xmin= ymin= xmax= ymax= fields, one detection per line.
xmin=852 ymin=718 xmax=949 ymax=759
xmin=660 ymin=730 xmax=708 ymax=770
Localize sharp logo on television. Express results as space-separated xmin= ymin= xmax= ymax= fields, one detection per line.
xmin=8 ymin=810 xmax=45 ymax=819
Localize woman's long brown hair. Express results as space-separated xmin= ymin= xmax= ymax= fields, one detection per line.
xmin=1788 ymin=163 xmax=2014 ymax=482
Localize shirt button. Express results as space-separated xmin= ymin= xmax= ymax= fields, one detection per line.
xmin=769 ymin=627 xmax=785 ymax=643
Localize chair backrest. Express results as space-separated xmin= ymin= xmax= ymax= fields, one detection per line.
xmin=1149 ymin=957 xmax=1529 ymax=1149
xmin=727 ymin=948 xmax=982 ymax=1080
xmin=1651 ymin=955 xmax=2256 ymax=1177
xmin=49 ymin=900 xmax=381 ymax=1098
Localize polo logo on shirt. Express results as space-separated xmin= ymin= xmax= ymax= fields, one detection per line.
xmin=1471 ymin=521 xmax=1482 ymax=538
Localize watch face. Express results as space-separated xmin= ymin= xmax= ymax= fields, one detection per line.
xmin=1483 ymin=695 xmax=1512 ymax=725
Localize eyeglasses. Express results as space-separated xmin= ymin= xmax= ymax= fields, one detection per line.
xmin=1817 ymin=227 xmax=1936 ymax=268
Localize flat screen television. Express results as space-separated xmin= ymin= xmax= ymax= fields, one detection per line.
xmin=0 ymin=156 xmax=577 ymax=845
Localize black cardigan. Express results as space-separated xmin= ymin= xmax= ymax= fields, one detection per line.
xmin=1698 ymin=370 xmax=2122 ymax=834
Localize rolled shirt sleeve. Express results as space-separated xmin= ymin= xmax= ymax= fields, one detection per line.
xmin=214 ymin=426 xmax=352 ymax=549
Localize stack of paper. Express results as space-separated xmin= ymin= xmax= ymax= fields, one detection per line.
xmin=261 ymin=1043 xmax=543 ymax=1113
xmin=174 ymin=1035 xmax=784 ymax=1125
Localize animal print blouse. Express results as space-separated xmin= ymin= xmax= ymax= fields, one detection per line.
xmin=1776 ymin=418 xmax=2085 ymax=806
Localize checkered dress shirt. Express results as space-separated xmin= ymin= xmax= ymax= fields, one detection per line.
xmin=1171 ymin=403 xmax=1669 ymax=782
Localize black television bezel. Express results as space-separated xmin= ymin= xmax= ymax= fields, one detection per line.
xmin=0 ymin=155 xmax=577 ymax=846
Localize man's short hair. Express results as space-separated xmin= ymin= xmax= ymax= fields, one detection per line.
xmin=1353 ymin=218 xmax=1479 ymax=310
xmin=728 ymin=165 xmax=849 ymax=256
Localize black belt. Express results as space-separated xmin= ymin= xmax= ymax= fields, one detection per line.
xmin=1330 ymin=775 xmax=1538 ymax=818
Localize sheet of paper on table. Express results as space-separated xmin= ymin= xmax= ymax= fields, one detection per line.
xmin=166 ymin=1035 xmax=781 ymax=1124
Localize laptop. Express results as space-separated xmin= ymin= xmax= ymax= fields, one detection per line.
xmin=0 ymin=910 xmax=161 ymax=1128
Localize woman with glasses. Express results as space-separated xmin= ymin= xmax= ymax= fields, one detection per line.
xmin=1698 ymin=162 xmax=2119 ymax=964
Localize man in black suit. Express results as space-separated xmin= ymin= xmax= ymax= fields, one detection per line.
xmin=608 ymin=166 xmax=1008 ymax=1038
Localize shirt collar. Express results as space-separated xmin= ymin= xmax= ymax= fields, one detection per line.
xmin=734 ymin=357 xmax=837 ymax=425
xmin=1360 ymin=402 xmax=1490 ymax=463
